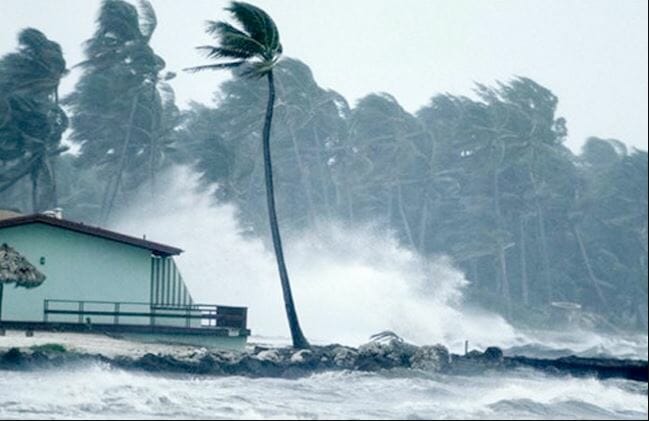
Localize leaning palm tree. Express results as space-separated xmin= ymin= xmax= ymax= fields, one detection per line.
xmin=185 ymin=2 xmax=309 ymax=349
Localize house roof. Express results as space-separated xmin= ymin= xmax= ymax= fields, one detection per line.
xmin=0 ymin=214 xmax=183 ymax=257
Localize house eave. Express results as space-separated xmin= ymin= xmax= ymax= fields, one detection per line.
xmin=0 ymin=214 xmax=183 ymax=256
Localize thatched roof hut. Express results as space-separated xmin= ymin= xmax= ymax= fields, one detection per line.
xmin=0 ymin=243 xmax=45 ymax=288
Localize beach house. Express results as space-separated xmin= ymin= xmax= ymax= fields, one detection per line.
xmin=0 ymin=211 xmax=248 ymax=349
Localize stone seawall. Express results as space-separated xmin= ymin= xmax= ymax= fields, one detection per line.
xmin=1 ymin=338 xmax=646 ymax=382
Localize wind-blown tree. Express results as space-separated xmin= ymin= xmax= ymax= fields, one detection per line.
xmin=0 ymin=28 xmax=68 ymax=212
xmin=186 ymin=2 xmax=309 ymax=349
xmin=575 ymin=138 xmax=648 ymax=328
xmin=65 ymin=0 xmax=176 ymax=224
xmin=476 ymin=78 xmax=577 ymax=308
xmin=344 ymin=93 xmax=430 ymax=248
xmin=176 ymin=58 xmax=348 ymax=233
xmin=417 ymin=93 xmax=514 ymax=310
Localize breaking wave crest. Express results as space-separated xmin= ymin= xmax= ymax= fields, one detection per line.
xmin=114 ymin=167 xmax=648 ymax=359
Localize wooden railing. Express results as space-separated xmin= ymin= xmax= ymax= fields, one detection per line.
xmin=43 ymin=299 xmax=247 ymax=330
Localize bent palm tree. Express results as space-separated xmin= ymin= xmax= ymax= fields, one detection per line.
xmin=186 ymin=2 xmax=309 ymax=349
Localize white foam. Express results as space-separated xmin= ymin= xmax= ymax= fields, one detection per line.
xmin=114 ymin=167 xmax=521 ymax=352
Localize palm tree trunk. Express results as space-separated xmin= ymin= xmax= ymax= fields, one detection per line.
xmin=286 ymin=119 xmax=316 ymax=226
xmin=40 ymin=155 xmax=57 ymax=210
xmin=573 ymin=225 xmax=607 ymax=306
xmin=263 ymin=71 xmax=309 ymax=349
xmin=102 ymin=94 xmax=139 ymax=225
xmin=528 ymin=166 xmax=553 ymax=304
xmin=0 ymin=283 xmax=4 ymax=323
xmin=418 ymin=198 xmax=429 ymax=253
xmin=536 ymin=200 xmax=553 ymax=304
xmin=312 ymin=126 xmax=333 ymax=219
xmin=0 ymin=156 xmax=39 ymax=194
xmin=31 ymin=166 xmax=39 ymax=213
xmin=397 ymin=183 xmax=416 ymax=250
xmin=519 ymin=215 xmax=529 ymax=306
xmin=497 ymin=243 xmax=511 ymax=317
xmin=493 ymin=169 xmax=511 ymax=317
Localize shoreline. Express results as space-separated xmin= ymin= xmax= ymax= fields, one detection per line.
xmin=1 ymin=330 xmax=646 ymax=382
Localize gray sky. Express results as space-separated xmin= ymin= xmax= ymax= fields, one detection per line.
xmin=1 ymin=0 xmax=647 ymax=153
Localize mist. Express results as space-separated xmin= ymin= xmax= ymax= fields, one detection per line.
xmin=113 ymin=167 xmax=522 ymax=351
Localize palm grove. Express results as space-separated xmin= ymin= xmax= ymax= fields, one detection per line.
xmin=0 ymin=1 xmax=647 ymax=342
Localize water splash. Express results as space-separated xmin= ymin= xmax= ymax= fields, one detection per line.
xmin=114 ymin=166 xmax=521 ymax=352
xmin=114 ymin=167 xmax=648 ymax=358
xmin=0 ymin=364 xmax=646 ymax=419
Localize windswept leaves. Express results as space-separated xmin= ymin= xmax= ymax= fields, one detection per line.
xmin=186 ymin=1 xmax=282 ymax=77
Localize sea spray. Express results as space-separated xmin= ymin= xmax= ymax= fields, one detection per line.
xmin=113 ymin=166 xmax=522 ymax=352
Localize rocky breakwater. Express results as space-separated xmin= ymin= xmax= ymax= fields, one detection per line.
xmin=0 ymin=333 xmax=646 ymax=382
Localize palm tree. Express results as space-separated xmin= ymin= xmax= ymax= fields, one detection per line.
xmin=186 ymin=2 xmax=309 ymax=349
xmin=66 ymin=0 xmax=171 ymax=225
xmin=0 ymin=28 xmax=68 ymax=212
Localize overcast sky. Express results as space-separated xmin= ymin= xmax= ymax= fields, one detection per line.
xmin=1 ymin=0 xmax=647 ymax=153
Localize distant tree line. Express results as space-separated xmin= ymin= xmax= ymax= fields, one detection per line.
xmin=0 ymin=0 xmax=646 ymax=331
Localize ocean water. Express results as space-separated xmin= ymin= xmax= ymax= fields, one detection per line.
xmin=0 ymin=363 xmax=647 ymax=420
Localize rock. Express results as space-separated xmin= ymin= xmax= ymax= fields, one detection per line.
xmin=256 ymin=349 xmax=282 ymax=364
xmin=0 ymin=342 xmax=644 ymax=382
xmin=357 ymin=338 xmax=418 ymax=371
xmin=331 ymin=346 xmax=358 ymax=369
xmin=410 ymin=345 xmax=450 ymax=371
xmin=1 ymin=348 xmax=24 ymax=365
xmin=290 ymin=349 xmax=312 ymax=364
xmin=483 ymin=347 xmax=504 ymax=363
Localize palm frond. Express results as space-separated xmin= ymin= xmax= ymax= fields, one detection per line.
xmin=137 ymin=0 xmax=158 ymax=41
xmin=186 ymin=2 xmax=281 ymax=78
xmin=183 ymin=61 xmax=246 ymax=73
xmin=239 ymin=59 xmax=278 ymax=78
xmin=206 ymin=21 xmax=266 ymax=56
xmin=196 ymin=45 xmax=254 ymax=60
xmin=226 ymin=2 xmax=280 ymax=52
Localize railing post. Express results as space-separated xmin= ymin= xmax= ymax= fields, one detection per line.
xmin=186 ymin=307 xmax=190 ymax=328
xmin=242 ymin=308 xmax=248 ymax=329
xmin=151 ymin=307 xmax=155 ymax=326
xmin=78 ymin=301 xmax=84 ymax=323
xmin=43 ymin=300 xmax=49 ymax=322
xmin=114 ymin=303 xmax=120 ymax=325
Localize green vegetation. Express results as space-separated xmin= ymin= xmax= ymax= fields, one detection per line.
xmin=0 ymin=28 xmax=67 ymax=212
xmin=64 ymin=0 xmax=178 ymax=225
xmin=29 ymin=343 xmax=67 ymax=353
xmin=0 ymin=1 xmax=646 ymax=332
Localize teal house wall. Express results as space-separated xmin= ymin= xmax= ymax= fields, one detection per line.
xmin=0 ymin=223 xmax=154 ymax=323
xmin=0 ymin=214 xmax=249 ymax=349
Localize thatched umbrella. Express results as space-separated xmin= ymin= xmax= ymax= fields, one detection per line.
xmin=0 ymin=243 xmax=46 ymax=322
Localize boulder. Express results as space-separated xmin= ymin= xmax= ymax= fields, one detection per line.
xmin=410 ymin=344 xmax=451 ymax=371
xmin=357 ymin=337 xmax=418 ymax=371
xmin=330 ymin=346 xmax=358 ymax=369
xmin=256 ymin=349 xmax=282 ymax=364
